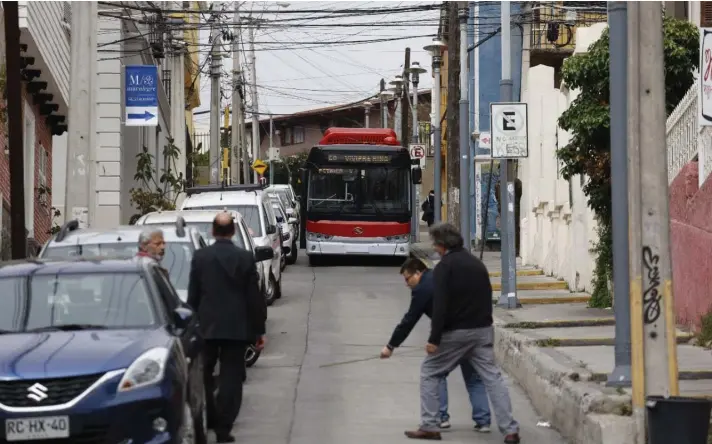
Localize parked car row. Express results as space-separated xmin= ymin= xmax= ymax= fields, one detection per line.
xmin=0 ymin=183 xmax=301 ymax=443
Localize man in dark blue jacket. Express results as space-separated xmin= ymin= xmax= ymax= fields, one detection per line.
xmin=380 ymin=257 xmax=491 ymax=432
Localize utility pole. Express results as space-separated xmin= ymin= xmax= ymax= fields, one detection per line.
xmin=3 ymin=1 xmax=26 ymax=258
xmin=458 ymin=2 xmax=471 ymax=249
xmin=497 ymin=0 xmax=518 ymax=308
xmin=209 ymin=17 xmax=221 ymax=185
xmin=363 ymin=101 xmax=372 ymax=128
xmin=269 ymin=113 xmax=274 ymax=185
xmin=66 ymin=2 xmax=98 ymax=229
xmin=628 ymin=3 xmax=679 ymax=442
xmin=379 ymin=79 xmax=386 ymax=128
xmin=401 ymin=48 xmax=411 ymax=150
xmin=231 ymin=4 xmax=242 ymax=185
xmin=424 ymin=39 xmax=445 ymax=224
xmin=392 ymin=76 xmax=403 ymax=139
xmin=169 ymin=14 xmax=186 ymax=202
xmin=240 ymin=84 xmax=250 ymax=184
xmin=409 ymin=61 xmax=426 ymax=243
xmin=249 ymin=22 xmax=260 ymax=183
xmin=446 ymin=2 xmax=461 ymax=225
xmin=607 ymin=1 xmax=632 ymax=389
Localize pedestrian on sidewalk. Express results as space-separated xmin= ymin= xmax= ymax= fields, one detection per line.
xmin=187 ymin=212 xmax=267 ymax=443
xmin=380 ymin=257 xmax=492 ymax=432
xmin=421 ymin=190 xmax=436 ymax=226
xmin=404 ymin=222 xmax=520 ymax=443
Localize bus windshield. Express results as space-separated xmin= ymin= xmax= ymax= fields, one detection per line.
xmin=307 ymin=166 xmax=410 ymax=215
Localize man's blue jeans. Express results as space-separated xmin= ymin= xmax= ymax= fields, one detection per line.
xmin=438 ymin=359 xmax=491 ymax=426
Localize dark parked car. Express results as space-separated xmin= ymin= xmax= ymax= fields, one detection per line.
xmin=0 ymin=257 xmax=206 ymax=444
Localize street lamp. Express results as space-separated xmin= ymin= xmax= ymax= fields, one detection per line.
xmin=363 ymin=100 xmax=372 ymax=128
xmin=406 ymin=61 xmax=427 ymax=143
xmin=378 ymin=89 xmax=394 ymax=128
xmin=423 ymin=38 xmax=446 ymax=224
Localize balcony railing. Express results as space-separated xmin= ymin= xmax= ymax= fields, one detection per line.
xmin=529 ymin=2 xmax=607 ymax=52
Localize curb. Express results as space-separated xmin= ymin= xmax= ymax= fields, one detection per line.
xmin=503 ymin=295 xmax=591 ymax=305
xmin=489 ymin=269 xmax=543 ymax=277
xmin=533 ymin=334 xmax=693 ymax=348
xmin=492 ymin=281 xmax=569 ymax=291
xmin=505 ymin=318 xmax=615 ymax=329
xmin=493 ymin=322 xmax=636 ymax=444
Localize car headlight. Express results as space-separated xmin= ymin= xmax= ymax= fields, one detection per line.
xmin=118 ymin=347 xmax=169 ymax=392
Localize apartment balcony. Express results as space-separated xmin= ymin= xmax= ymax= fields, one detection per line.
xmin=528 ymin=2 xmax=607 ymax=65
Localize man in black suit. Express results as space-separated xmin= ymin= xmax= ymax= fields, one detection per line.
xmin=187 ymin=212 xmax=267 ymax=443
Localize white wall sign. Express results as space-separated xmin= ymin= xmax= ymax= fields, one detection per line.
xmin=490 ymin=102 xmax=529 ymax=158
xmin=700 ymin=28 xmax=712 ymax=126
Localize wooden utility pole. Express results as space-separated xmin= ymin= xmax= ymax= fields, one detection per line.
xmin=446 ymin=2 xmax=461 ymax=224
xmin=3 ymin=1 xmax=26 ymax=259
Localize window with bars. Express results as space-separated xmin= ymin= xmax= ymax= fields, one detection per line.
xmin=703 ymin=1 xmax=712 ymax=27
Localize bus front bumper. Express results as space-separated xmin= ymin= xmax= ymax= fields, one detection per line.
xmin=306 ymin=239 xmax=409 ymax=256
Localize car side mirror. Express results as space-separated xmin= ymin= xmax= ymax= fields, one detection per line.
xmin=288 ymin=217 xmax=297 ymax=225
xmin=173 ymin=307 xmax=194 ymax=329
xmin=276 ymin=216 xmax=284 ymax=223
xmin=266 ymin=224 xmax=277 ymax=235
xmin=254 ymin=246 xmax=274 ymax=262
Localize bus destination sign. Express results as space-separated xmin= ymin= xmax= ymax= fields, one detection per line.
xmin=326 ymin=153 xmax=391 ymax=163
xmin=318 ymin=168 xmax=359 ymax=175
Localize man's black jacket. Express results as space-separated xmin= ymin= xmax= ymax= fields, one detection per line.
xmin=429 ymin=247 xmax=493 ymax=345
xmin=187 ymin=238 xmax=266 ymax=342
xmin=387 ymin=270 xmax=435 ymax=348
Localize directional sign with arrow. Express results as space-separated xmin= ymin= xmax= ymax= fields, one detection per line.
xmin=125 ymin=65 xmax=158 ymax=127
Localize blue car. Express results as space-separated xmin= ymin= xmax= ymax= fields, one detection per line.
xmin=0 ymin=257 xmax=206 ymax=444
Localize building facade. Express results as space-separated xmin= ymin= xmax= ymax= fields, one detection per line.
xmin=1 ymin=2 xmax=69 ymax=258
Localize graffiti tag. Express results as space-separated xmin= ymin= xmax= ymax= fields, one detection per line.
xmin=642 ymin=246 xmax=662 ymax=325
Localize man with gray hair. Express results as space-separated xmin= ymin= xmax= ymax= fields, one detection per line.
xmin=136 ymin=228 xmax=166 ymax=262
xmin=405 ymin=222 xmax=520 ymax=443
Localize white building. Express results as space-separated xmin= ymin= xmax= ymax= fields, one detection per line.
xmin=52 ymin=2 xmax=192 ymax=229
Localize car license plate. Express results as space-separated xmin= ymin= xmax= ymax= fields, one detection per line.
xmin=5 ymin=416 xmax=69 ymax=441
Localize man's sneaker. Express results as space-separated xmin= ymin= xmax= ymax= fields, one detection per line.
xmin=439 ymin=420 xmax=451 ymax=429
xmin=504 ymin=433 xmax=521 ymax=444
xmin=474 ymin=424 xmax=491 ymax=433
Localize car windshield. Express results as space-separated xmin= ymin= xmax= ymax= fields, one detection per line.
xmin=188 ymin=205 xmax=262 ymax=237
xmin=42 ymin=242 xmax=193 ymax=291
xmin=307 ymin=167 xmax=410 ymax=214
xmin=275 ymin=190 xmax=291 ymax=209
xmin=0 ymin=273 xmax=156 ymax=332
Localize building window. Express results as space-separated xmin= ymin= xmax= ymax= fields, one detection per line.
xmin=38 ymin=145 xmax=48 ymax=188
xmin=293 ymin=126 xmax=305 ymax=144
xmin=281 ymin=126 xmax=305 ymax=145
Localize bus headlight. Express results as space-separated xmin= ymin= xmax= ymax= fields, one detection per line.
xmin=307 ymin=232 xmax=332 ymax=241
xmin=385 ymin=235 xmax=409 ymax=243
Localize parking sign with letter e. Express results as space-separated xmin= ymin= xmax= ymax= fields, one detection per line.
xmin=490 ymin=102 xmax=529 ymax=159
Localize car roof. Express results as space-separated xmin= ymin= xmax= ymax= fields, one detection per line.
xmin=136 ymin=209 xmax=245 ymax=225
xmin=0 ymin=257 xmax=150 ymax=278
xmin=46 ymin=225 xmax=198 ymax=247
xmin=181 ymin=191 xmax=264 ymax=209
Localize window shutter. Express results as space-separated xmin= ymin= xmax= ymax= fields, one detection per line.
xmin=702 ymin=1 xmax=712 ymax=27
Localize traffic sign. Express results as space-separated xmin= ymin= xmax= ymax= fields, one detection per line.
xmin=252 ymin=159 xmax=267 ymax=176
xmin=490 ymin=102 xmax=528 ymax=158
xmin=125 ymin=65 xmax=158 ymax=127
xmin=479 ymin=132 xmax=491 ymax=149
xmin=409 ymin=144 xmax=426 ymax=159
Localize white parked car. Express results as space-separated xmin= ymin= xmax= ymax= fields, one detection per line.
xmin=180 ymin=184 xmax=283 ymax=305
xmin=271 ymin=200 xmax=298 ymax=265
xmin=134 ymin=209 xmax=269 ymax=300
xmin=268 ymin=184 xmax=300 ymax=233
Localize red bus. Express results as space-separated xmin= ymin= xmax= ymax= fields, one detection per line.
xmin=299 ymin=128 xmax=421 ymax=266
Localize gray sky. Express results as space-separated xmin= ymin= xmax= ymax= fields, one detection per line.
xmin=193 ymin=1 xmax=439 ymax=131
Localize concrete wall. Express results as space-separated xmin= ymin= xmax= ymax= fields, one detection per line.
xmin=519 ymin=23 xmax=607 ymax=292
xmin=669 ymin=161 xmax=712 ymax=330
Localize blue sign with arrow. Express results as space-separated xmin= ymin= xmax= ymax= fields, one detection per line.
xmin=125 ymin=65 xmax=158 ymax=127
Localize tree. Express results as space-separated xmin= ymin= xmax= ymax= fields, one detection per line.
xmin=129 ymin=138 xmax=186 ymax=224
xmin=556 ymin=17 xmax=698 ymax=307
xmin=269 ymin=151 xmax=309 ymax=195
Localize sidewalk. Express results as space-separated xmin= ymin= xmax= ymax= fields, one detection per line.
xmin=409 ymin=245 xmax=712 ymax=444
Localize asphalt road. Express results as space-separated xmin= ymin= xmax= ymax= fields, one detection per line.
xmin=218 ymin=254 xmax=567 ymax=444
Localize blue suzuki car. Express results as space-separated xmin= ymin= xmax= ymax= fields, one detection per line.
xmin=0 ymin=258 xmax=206 ymax=444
